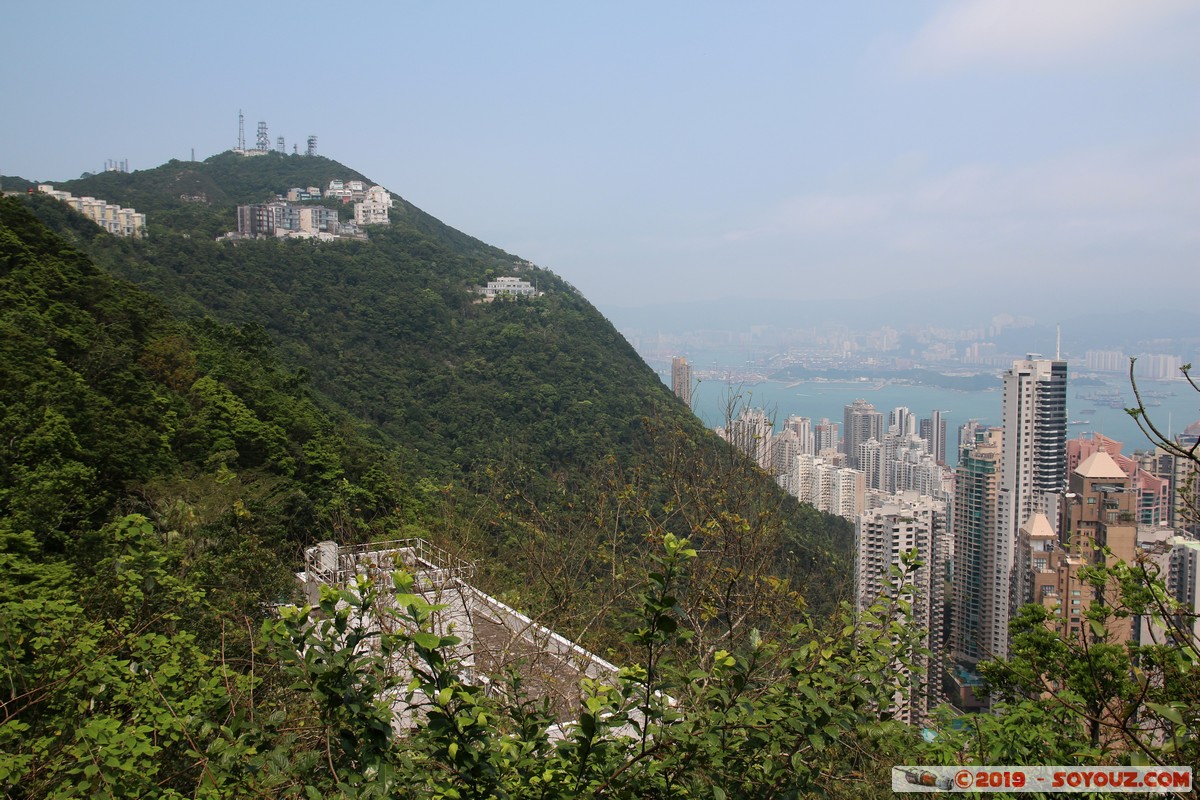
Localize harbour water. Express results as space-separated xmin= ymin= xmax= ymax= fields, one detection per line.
xmin=687 ymin=376 xmax=1198 ymax=466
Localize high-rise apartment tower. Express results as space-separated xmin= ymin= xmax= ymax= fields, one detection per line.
xmin=844 ymin=399 xmax=885 ymax=469
xmin=670 ymin=357 xmax=693 ymax=408
xmin=994 ymin=356 xmax=1067 ymax=658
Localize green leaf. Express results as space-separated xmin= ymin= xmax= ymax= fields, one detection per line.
xmin=1147 ymin=702 xmax=1184 ymax=727
xmin=413 ymin=631 xmax=441 ymax=650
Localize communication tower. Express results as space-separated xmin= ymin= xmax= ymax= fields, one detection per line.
xmin=276 ymin=136 xmax=285 ymax=153
xmin=238 ymin=109 xmax=246 ymax=151
xmin=256 ymin=121 xmax=270 ymax=151
xmin=306 ymin=135 xmax=317 ymax=157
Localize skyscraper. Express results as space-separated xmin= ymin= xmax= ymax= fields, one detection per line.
xmin=855 ymin=492 xmax=947 ymax=724
xmin=814 ymin=418 xmax=840 ymax=454
xmin=722 ymin=407 xmax=774 ymax=472
xmin=920 ymin=410 xmax=947 ymax=466
xmin=889 ymin=406 xmax=917 ymax=438
xmin=949 ymin=427 xmax=1003 ymax=709
xmin=994 ymin=356 xmax=1067 ymax=658
xmin=844 ymin=399 xmax=884 ymax=469
xmin=670 ymin=356 xmax=692 ymax=407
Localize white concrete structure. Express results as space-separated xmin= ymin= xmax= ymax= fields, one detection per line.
xmin=296 ymin=539 xmax=618 ymax=729
xmin=844 ymin=399 xmax=885 ymax=469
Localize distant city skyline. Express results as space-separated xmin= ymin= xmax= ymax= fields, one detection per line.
xmin=3 ymin=2 xmax=1197 ymax=321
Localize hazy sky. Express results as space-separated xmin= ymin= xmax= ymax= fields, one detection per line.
xmin=4 ymin=1 xmax=1198 ymax=321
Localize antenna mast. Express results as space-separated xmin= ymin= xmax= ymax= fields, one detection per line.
xmin=1056 ymin=324 xmax=1061 ymax=360
xmin=238 ymin=109 xmax=245 ymax=151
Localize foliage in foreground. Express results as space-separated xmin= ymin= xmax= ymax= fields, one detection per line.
xmin=1 ymin=523 xmax=924 ymax=798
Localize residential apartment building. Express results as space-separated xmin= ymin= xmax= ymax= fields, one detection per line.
xmin=920 ymin=410 xmax=947 ymax=465
xmin=722 ymin=407 xmax=775 ymax=472
xmin=671 ymin=357 xmax=693 ymax=407
xmin=354 ymin=185 xmax=393 ymax=226
xmin=949 ymin=427 xmax=1002 ymax=707
xmin=855 ymin=491 xmax=947 ymax=725
xmin=788 ymin=453 xmax=865 ymax=521
xmin=483 ymin=277 xmax=537 ymax=298
xmin=37 ymin=185 xmax=146 ymax=238
xmin=844 ymin=399 xmax=885 ymax=469
xmin=994 ymin=356 xmax=1067 ymax=658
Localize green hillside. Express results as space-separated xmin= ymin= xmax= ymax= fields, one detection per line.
xmin=5 ymin=158 xmax=1197 ymax=797
xmin=5 ymin=157 xmax=856 ymax=669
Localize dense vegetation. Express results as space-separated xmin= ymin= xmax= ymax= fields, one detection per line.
xmin=5 ymin=154 xmax=1199 ymax=797
xmin=25 ymin=153 xmax=854 ymax=626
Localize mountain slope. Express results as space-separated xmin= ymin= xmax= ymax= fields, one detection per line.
xmin=21 ymin=152 xmax=854 ymax=625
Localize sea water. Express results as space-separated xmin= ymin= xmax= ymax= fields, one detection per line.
xmin=686 ymin=376 xmax=1198 ymax=467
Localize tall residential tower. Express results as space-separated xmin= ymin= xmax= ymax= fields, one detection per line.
xmin=670 ymin=357 xmax=693 ymax=407
xmin=994 ymin=356 xmax=1067 ymax=658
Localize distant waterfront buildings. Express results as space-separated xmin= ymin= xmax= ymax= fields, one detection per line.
xmin=671 ymin=357 xmax=693 ymax=407
xmin=37 ymin=185 xmax=146 ymax=238
xmin=1084 ymin=349 xmax=1182 ymax=379
xmin=1134 ymin=353 xmax=1184 ymax=380
xmin=1085 ymin=350 xmax=1127 ymax=373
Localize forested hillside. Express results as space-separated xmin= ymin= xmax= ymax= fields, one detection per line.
xmin=0 ymin=159 xmax=882 ymax=796
xmin=22 ymin=151 xmax=854 ymax=630
xmin=5 ymin=156 xmax=1199 ymax=797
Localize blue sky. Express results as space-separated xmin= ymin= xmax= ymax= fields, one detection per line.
xmin=3 ymin=1 xmax=1198 ymax=322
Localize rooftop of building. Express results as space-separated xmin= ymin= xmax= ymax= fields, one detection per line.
xmin=1074 ymin=450 xmax=1127 ymax=479
xmin=1021 ymin=512 xmax=1056 ymax=539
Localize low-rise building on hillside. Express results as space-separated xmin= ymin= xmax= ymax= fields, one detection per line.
xmin=37 ymin=185 xmax=146 ymax=238
xmin=482 ymin=276 xmax=538 ymax=299
xmin=231 ymin=201 xmax=365 ymax=241
xmin=354 ymin=185 xmax=393 ymax=226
